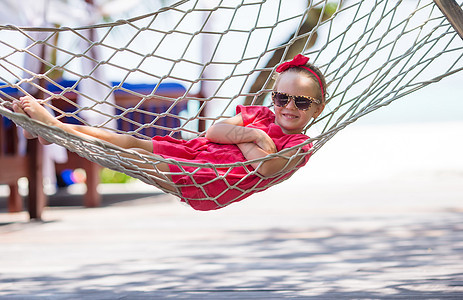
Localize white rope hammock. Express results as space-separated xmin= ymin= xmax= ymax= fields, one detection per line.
xmin=0 ymin=0 xmax=462 ymax=209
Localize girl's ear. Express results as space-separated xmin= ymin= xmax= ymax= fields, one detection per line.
xmin=313 ymin=103 xmax=325 ymax=119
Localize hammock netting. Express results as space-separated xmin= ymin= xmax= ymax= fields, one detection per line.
xmin=0 ymin=0 xmax=462 ymax=208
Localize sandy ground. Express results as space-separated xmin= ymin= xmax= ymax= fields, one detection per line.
xmin=0 ymin=121 xmax=462 ymax=299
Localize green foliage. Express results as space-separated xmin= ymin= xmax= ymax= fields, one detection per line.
xmin=325 ymin=2 xmax=339 ymax=15
xmin=100 ymin=168 xmax=135 ymax=184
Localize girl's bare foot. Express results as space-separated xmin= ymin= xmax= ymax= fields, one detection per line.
xmin=13 ymin=96 xmax=61 ymax=145
xmin=18 ymin=96 xmax=61 ymax=127
xmin=12 ymin=101 xmax=38 ymax=139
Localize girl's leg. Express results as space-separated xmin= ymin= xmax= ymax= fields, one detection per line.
xmin=14 ymin=96 xmax=176 ymax=192
xmin=13 ymin=96 xmax=100 ymax=145
xmin=65 ymin=124 xmax=153 ymax=151
xmin=13 ymin=96 xmax=153 ymax=152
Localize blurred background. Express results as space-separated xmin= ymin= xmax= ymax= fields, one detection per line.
xmin=0 ymin=0 xmax=461 ymax=215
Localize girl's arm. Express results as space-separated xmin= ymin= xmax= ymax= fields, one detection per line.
xmin=205 ymin=113 xmax=276 ymax=153
xmin=237 ymin=143 xmax=304 ymax=177
xmin=206 ymin=114 xmax=303 ymax=177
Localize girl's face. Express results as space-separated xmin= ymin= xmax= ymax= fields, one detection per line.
xmin=273 ymin=71 xmax=325 ymax=134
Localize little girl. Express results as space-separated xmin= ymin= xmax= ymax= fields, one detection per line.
xmin=13 ymin=54 xmax=326 ymax=210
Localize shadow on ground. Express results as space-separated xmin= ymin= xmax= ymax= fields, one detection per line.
xmin=1 ymin=212 xmax=462 ymax=299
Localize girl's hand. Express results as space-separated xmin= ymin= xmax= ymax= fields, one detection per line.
xmin=254 ymin=130 xmax=277 ymax=154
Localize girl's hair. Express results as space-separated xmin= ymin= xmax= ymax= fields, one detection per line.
xmin=274 ymin=62 xmax=328 ymax=103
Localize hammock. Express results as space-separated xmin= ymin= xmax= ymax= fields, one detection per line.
xmin=0 ymin=0 xmax=462 ymax=209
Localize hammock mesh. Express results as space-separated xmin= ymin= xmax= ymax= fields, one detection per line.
xmin=0 ymin=0 xmax=462 ymax=208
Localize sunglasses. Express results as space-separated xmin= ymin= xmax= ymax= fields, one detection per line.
xmin=272 ymin=91 xmax=321 ymax=111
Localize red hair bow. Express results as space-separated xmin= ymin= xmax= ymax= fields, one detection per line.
xmin=275 ymin=54 xmax=310 ymax=73
xmin=275 ymin=54 xmax=325 ymax=100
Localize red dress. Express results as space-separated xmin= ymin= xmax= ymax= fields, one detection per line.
xmin=152 ymin=105 xmax=312 ymax=210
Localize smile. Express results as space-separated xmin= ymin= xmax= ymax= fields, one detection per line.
xmin=282 ymin=113 xmax=299 ymax=119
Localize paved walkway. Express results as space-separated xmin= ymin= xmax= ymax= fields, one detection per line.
xmin=1 ymin=171 xmax=462 ymax=299
xmin=1 ymin=122 xmax=463 ymax=299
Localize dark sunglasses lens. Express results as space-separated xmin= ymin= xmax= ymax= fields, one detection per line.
xmin=294 ymin=96 xmax=311 ymax=110
xmin=273 ymin=92 xmax=289 ymax=107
